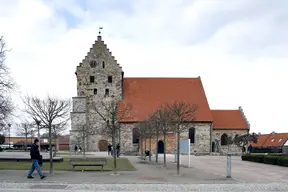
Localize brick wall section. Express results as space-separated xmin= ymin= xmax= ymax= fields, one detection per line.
xmin=141 ymin=133 xmax=176 ymax=154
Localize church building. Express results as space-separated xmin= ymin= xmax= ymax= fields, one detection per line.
xmin=70 ymin=34 xmax=250 ymax=154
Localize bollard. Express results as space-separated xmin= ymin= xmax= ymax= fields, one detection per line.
xmin=226 ymin=152 xmax=232 ymax=178
xmin=173 ymin=148 xmax=177 ymax=162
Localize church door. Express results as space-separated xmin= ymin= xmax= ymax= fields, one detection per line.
xmin=157 ymin=140 xmax=164 ymax=154
xmin=212 ymin=142 xmax=215 ymax=152
xmin=98 ymin=140 xmax=109 ymax=151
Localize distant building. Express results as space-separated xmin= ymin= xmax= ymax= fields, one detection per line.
xmin=3 ymin=135 xmax=69 ymax=150
xmin=251 ymin=132 xmax=288 ymax=153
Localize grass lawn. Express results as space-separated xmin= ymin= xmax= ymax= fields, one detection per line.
xmin=0 ymin=157 xmax=136 ymax=171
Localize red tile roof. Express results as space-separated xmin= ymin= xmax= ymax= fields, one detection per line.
xmin=250 ymin=134 xmax=270 ymax=147
xmin=262 ymin=133 xmax=288 ymax=147
xmin=120 ymin=77 xmax=213 ymax=122
xmin=211 ymin=110 xmax=248 ymax=130
xmin=251 ymin=133 xmax=288 ymax=147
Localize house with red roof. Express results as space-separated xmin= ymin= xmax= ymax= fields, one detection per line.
xmin=70 ymin=35 xmax=250 ymax=154
xmin=250 ymin=132 xmax=288 ymax=153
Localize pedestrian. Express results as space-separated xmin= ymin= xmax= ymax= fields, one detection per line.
xmin=116 ymin=143 xmax=120 ymax=158
xmin=111 ymin=145 xmax=113 ymax=156
xmin=74 ymin=145 xmax=78 ymax=154
xmin=27 ymin=138 xmax=46 ymax=179
xmin=107 ymin=143 xmax=112 ymax=156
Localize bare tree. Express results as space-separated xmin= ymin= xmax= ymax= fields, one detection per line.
xmin=92 ymin=98 xmax=132 ymax=175
xmin=16 ymin=121 xmax=35 ymax=150
xmin=0 ymin=134 xmax=4 ymax=145
xmin=148 ymin=112 xmax=162 ymax=163
xmin=22 ymin=95 xmax=71 ymax=174
xmin=72 ymin=122 xmax=95 ymax=156
xmin=0 ymin=36 xmax=15 ymax=127
xmin=233 ymin=133 xmax=258 ymax=152
xmin=138 ymin=120 xmax=154 ymax=161
xmin=154 ymin=106 xmax=173 ymax=167
xmin=137 ymin=123 xmax=147 ymax=158
xmin=165 ymin=101 xmax=197 ymax=175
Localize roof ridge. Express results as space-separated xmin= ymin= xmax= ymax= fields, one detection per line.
xmin=211 ymin=109 xmax=240 ymax=111
xmin=124 ymin=77 xmax=200 ymax=79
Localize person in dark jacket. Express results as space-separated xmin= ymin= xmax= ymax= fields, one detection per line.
xmin=27 ymin=138 xmax=46 ymax=179
xmin=116 ymin=143 xmax=120 ymax=158
xmin=107 ymin=143 xmax=112 ymax=156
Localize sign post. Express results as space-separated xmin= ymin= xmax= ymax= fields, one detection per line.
xmin=180 ymin=139 xmax=191 ymax=167
xmin=188 ymin=139 xmax=190 ymax=168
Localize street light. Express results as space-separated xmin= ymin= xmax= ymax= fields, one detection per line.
xmin=7 ymin=123 xmax=11 ymax=149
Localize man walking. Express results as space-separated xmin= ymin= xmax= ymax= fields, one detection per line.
xmin=27 ymin=138 xmax=46 ymax=179
xmin=107 ymin=143 xmax=112 ymax=156
xmin=116 ymin=143 xmax=120 ymax=158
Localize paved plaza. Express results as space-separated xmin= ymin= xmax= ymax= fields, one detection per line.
xmin=0 ymin=152 xmax=287 ymax=191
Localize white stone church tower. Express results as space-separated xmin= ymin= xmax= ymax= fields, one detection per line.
xmin=70 ymin=35 xmax=124 ymax=152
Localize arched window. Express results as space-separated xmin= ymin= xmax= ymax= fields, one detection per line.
xmin=132 ymin=128 xmax=140 ymax=144
xmin=89 ymin=60 xmax=97 ymax=68
xmin=221 ymin=133 xmax=228 ymax=145
xmin=188 ymin=128 xmax=195 ymax=143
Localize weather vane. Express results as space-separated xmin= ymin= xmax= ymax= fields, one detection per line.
xmin=99 ymin=27 xmax=103 ymax=35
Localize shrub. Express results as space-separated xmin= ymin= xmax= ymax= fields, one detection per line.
xmin=242 ymin=154 xmax=288 ymax=167
xmin=263 ymin=156 xmax=278 ymax=165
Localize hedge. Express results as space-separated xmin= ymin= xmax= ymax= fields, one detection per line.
xmin=242 ymin=154 xmax=288 ymax=167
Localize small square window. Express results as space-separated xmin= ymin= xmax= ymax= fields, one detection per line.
xmin=108 ymin=76 xmax=112 ymax=83
xmin=90 ymin=76 xmax=95 ymax=83
xmin=93 ymin=89 xmax=97 ymax=95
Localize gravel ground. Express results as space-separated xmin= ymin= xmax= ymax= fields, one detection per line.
xmin=0 ymin=182 xmax=288 ymax=191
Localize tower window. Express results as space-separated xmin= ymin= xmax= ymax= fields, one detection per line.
xmin=93 ymin=89 xmax=97 ymax=95
xmin=89 ymin=60 xmax=97 ymax=68
xmin=105 ymin=89 xmax=109 ymax=97
xmin=90 ymin=76 xmax=94 ymax=83
xmin=102 ymin=61 xmax=105 ymax=68
xmin=108 ymin=76 xmax=112 ymax=83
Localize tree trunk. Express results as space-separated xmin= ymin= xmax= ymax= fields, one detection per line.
xmin=163 ymin=133 xmax=166 ymax=167
xmin=25 ymin=135 xmax=28 ymax=151
xmin=112 ymin=125 xmax=117 ymax=174
xmin=118 ymin=125 xmax=121 ymax=147
xmin=155 ymin=134 xmax=159 ymax=163
xmin=177 ymin=126 xmax=180 ymax=175
xmin=144 ymin=136 xmax=146 ymax=151
xmin=140 ymin=136 xmax=143 ymax=157
xmin=149 ymin=137 xmax=152 ymax=162
xmin=37 ymin=126 xmax=41 ymax=151
xmin=49 ymin=125 xmax=53 ymax=174
xmin=82 ymin=131 xmax=86 ymax=156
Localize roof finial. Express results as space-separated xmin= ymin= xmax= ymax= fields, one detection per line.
xmin=98 ymin=26 xmax=103 ymax=35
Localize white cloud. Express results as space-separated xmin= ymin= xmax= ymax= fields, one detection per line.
xmin=0 ymin=0 xmax=287 ymax=134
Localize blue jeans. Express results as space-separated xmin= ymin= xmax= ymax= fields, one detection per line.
xmin=28 ymin=159 xmax=43 ymax=177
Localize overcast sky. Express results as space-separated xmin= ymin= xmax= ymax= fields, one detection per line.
xmin=0 ymin=0 xmax=287 ymax=135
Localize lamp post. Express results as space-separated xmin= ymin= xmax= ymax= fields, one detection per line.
xmin=8 ymin=123 xmax=11 ymax=149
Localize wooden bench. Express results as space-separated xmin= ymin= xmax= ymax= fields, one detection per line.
xmin=69 ymin=157 xmax=107 ymax=171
